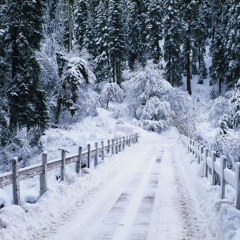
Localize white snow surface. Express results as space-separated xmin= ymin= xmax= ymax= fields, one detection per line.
xmin=0 ymin=109 xmax=240 ymax=239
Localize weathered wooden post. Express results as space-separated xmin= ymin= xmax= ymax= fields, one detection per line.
xmin=192 ymin=141 xmax=195 ymax=155
xmin=12 ymin=157 xmax=20 ymax=205
xmin=123 ymin=137 xmax=125 ymax=150
xmin=136 ymin=133 xmax=138 ymax=143
xmin=111 ymin=139 xmax=115 ymax=155
xmin=115 ymin=138 xmax=118 ymax=154
xmin=195 ymin=143 xmax=198 ymax=160
xmin=95 ymin=142 xmax=98 ymax=167
xmin=188 ymin=140 xmax=191 ymax=152
xmin=87 ymin=144 xmax=91 ymax=168
xmin=101 ymin=141 xmax=104 ymax=161
xmin=200 ymin=145 xmax=204 ymax=162
xmin=235 ymin=162 xmax=240 ymax=209
xmin=129 ymin=135 xmax=131 ymax=147
xmin=76 ymin=146 xmax=82 ymax=175
xmin=107 ymin=140 xmax=111 ymax=154
xmin=40 ymin=153 xmax=48 ymax=195
xmin=211 ymin=151 xmax=217 ymax=185
xmin=220 ymin=155 xmax=227 ymax=199
xmin=203 ymin=148 xmax=208 ymax=178
xmin=119 ymin=137 xmax=121 ymax=152
xmin=61 ymin=150 xmax=66 ymax=181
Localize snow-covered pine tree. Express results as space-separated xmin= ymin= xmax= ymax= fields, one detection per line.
xmin=94 ymin=0 xmax=111 ymax=83
xmin=146 ymin=0 xmax=163 ymax=64
xmin=180 ymin=0 xmax=192 ymax=95
xmin=84 ymin=1 xmax=97 ymax=57
xmin=63 ymin=0 xmax=74 ymax=52
xmin=108 ymin=0 xmax=126 ymax=85
xmin=163 ymin=0 xmax=182 ymax=86
xmin=210 ymin=1 xmax=230 ymax=94
xmin=127 ymin=0 xmax=148 ymax=69
xmin=75 ymin=0 xmax=88 ymax=50
xmin=4 ymin=0 xmax=48 ymax=137
xmin=225 ymin=3 xmax=240 ymax=88
xmin=55 ymin=53 xmax=97 ymax=123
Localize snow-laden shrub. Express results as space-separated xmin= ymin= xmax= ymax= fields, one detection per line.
xmin=123 ymin=63 xmax=193 ymax=134
xmin=123 ymin=64 xmax=173 ymax=119
xmin=211 ymin=132 xmax=240 ymax=168
xmin=99 ymin=82 xmax=124 ymax=109
xmin=209 ymin=96 xmax=232 ymax=127
xmin=209 ymin=80 xmax=240 ymax=165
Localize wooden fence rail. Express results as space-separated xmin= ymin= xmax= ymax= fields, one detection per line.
xmin=0 ymin=133 xmax=139 ymax=205
xmin=181 ymin=134 xmax=240 ymax=210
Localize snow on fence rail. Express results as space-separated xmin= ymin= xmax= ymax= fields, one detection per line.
xmin=0 ymin=133 xmax=139 ymax=206
xmin=181 ymin=134 xmax=240 ymax=210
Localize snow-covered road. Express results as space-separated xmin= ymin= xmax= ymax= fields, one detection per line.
xmin=41 ymin=129 xmax=213 ymax=240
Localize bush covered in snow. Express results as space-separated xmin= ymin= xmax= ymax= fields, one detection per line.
xmin=99 ymin=82 xmax=124 ymax=110
xmin=209 ymin=80 xmax=240 ymax=165
xmin=123 ymin=63 xmax=193 ymax=134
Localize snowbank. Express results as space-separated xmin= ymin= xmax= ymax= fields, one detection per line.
xmin=175 ymin=139 xmax=240 ymax=239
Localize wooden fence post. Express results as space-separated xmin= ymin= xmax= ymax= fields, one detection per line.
xmin=235 ymin=162 xmax=240 ymax=209
xmin=188 ymin=140 xmax=191 ymax=152
xmin=220 ymin=155 xmax=227 ymax=199
xmin=119 ymin=138 xmax=121 ymax=152
xmin=129 ymin=135 xmax=131 ymax=147
xmin=211 ymin=151 xmax=217 ymax=185
xmin=203 ymin=148 xmax=208 ymax=178
xmin=87 ymin=144 xmax=91 ymax=168
xmin=123 ymin=137 xmax=125 ymax=150
xmin=107 ymin=140 xmax=110 ymax=154
xmin=115 ymin=138 xmax=118 ymax=154
xmin=111 ymin=139 xmax=115 ymax=155
xmin=136 ymin=133 xmax=138 ymax=143
xmin=101 ymin=141 xmax=104 ymax=161
xmin=12 ymin=157 xmax=20 ymax=205
xmin=40 ymin=153 xmax=48 ymax=195
xmin=95 ymin=142 xmax=98 ymax=167
xmin=76 ymin=146 xmax=82 ymax=175
xmin=61 ymin=150 xmax=66 ymax=181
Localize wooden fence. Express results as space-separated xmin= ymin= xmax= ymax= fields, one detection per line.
xmin=181 ymin=134 xmax=240 ymax=210
xmin=0 ymin=133 xmax=139 ymax=206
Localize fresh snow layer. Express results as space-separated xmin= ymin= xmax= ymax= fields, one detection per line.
xmin=0 ymin=108 xmax=240 ymax=239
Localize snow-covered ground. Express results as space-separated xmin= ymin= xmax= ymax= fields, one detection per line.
xmin=1 ymin=108 xmax=240 ymax=239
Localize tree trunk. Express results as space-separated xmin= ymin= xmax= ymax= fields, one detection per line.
xmin=186 ymin=39 xmax=192 ymax=95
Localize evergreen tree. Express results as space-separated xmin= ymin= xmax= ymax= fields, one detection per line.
xmin=108 ymin=0 xmax=126 ymax=84
xmin=225 ymin=3 xmax=240 ymax=87
xmin=94 ymin=0 xmax=111 ymax=82
xmin=63 ymin=0 xmax=74 ymax=52
xmin=180 ymin=0 xmax=192 ymax=95
xmin=210 ymin=1 xmax=230 ymax=93
xmin=75 ymin=0 xmax=88 ymax=50
xmin=163 ymin=0 xmax=182 ymax=86
xmin=127 ymin=0 xmax=148 ymax=69
xmin=146 ymin=0 xmax=163 ymax=64
xmin=4 ymin=0 xmax=48 ymax=136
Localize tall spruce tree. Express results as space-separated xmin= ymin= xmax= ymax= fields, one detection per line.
xmin=127 ymin=0 xmax=148 ymax=69
xmin=210 ymin=1 xmax=230 ymax=93
xmin=75 ymin=0 xmax=88 ymax=50
xmin=163 ymin=0 xmax=182 ymax=86
xmin=4 ymin=0 xmax=48 ymax=136
xmin=225 ymin=3 xmax=240 ymax=87
xmin=146 ymin=0 xmax=163 ymax=64
xmin=108 ymin=0 xmax=126 ymax=84
xmin=94 ymin=0 xmax=111 ymax=82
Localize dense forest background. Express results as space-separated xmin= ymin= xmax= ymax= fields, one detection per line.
xmin=0 ymin=0 xmax=239 ymax=168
